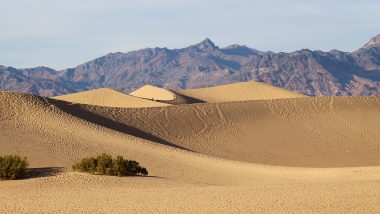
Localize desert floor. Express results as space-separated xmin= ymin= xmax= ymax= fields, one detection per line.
xmin=1 ymin=82 xmax=379 ymax=213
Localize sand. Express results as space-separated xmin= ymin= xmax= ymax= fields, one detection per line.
xmin=130 ymin=84 xmax=204 ymax=105
xmin=53 ymin=88 xmax=170 ymax=108
xmin=1 ymin=82 xmax=380 ymax=213
xmin=1 ymin=171 xmax=379 ymax=213
xmin=177 ymin=81 xmax=306 ymax=102
xmin=130 ymin=85 xmax=177 ymax=101
xmin=76 ymin=96 xmax=380 ymax=167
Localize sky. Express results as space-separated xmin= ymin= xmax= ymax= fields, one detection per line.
xmin=0 ymin=0 xmax=379 ymax=70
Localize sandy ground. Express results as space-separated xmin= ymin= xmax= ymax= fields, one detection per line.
xmin=1 ymin=82 xmax=380 ymax=213
xmin=1 ymin=171 xmax=379 ymax=213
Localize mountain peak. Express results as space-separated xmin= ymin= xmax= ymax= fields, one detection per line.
xmin=362 ymin=34 xmax=380 ymax=49
xmin=200 ymin=37 xmax=215 ymax=45
xmin=192 ymin=38 xmax=218 ymax=50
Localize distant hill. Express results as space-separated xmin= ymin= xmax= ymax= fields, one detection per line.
xmin=1 ymin=34 xmax=380 ymax=96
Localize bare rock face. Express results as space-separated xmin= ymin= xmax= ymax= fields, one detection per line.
xmin=1 ymin=35 xmax=380 ymax=96
xmin=0 ymin=66 xmax=80 ymax=96
xmin=362 ymin=34 xmax=380 ymax=49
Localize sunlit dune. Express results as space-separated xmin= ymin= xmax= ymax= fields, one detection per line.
xmin=52 ymin=88 xmax=169 ymax=108
xmin=177 ymin=81 xmax=306 ymax=102
xmin=130 ymin=85 xmax=177 ymax=101
xmin=1 ymin=83 xmax=379 ymax=213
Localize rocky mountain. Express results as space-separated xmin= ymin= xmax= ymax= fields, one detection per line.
xmin=0 ymin=66 xmax=81 ymax=96
xmin=1 ymin=35 xmax=380 ymax=96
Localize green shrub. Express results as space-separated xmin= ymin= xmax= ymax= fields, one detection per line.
xmin=0 ymin=155 xmax=29 ymax=180
xmin=72 ymin=154 xmax=148 ymax=177
xmin=71 ymin=157 xmax=98 ymax=173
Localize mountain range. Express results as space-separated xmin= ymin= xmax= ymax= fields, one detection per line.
xmin=1 ymin=34 xmax=380 ymax=96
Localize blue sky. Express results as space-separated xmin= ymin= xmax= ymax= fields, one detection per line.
xmin=0 ymin=0 xmax=379 ymax=70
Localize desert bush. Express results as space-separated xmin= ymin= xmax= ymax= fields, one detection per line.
xmin=71 ymin=157 xmax=98 ymax=173
xmin=96 ymin=154 xmax=113 ymax=174
xmin=0 ymin=155 xmax=29 ymax=180
xmin=72 ymin=154 xmax=148 ymax=176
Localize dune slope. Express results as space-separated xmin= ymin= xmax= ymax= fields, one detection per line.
xmin=130 ymin=85 xmax=177 ymax=101
xmin=2 ymin=92 xmax=380 ymax=170
xmin=1 ymin=91 xmax=380 ymax=213
xmin=130 ymin=84 xmax=204 ymax=105
xmin=0 ymin=92 xmax=272 ymax=184
xmin=52 ymin=88 xmax=169 ymax=108
xmin=177 ymin=81 xmax=306 ymax=102
xmin=75 ymin=96 xmax=380 ymax=167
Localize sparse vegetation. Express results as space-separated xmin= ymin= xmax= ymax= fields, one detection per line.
xmin=72 ymin=154 xmax=148 ymax=176
xmin=0 ymin=155 xmax=29 ymax=180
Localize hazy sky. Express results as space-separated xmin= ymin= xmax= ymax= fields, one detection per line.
xmin=0 ymin=0 xmax=379 ymax=69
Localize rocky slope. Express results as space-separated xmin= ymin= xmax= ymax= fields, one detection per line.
xmin=1 ymin=35 xmax=380 ymax=96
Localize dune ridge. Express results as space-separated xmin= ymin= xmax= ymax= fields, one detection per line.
xmin=177 ymin=81 xmax=306 ymax=102
xmin=1 ymin=88 xmax=380 ymax=213
xmin=130 ymin=85 xmax=177 ymax=101
xmin=2 ymin=91 xmax=380 ymax=168
xmin=69 ymin=96 xmax=380 ymax=167
xmin=52 ymin=88 xmax=169 ymax=108
xmin=130 ymin=84 xmax=204 ymax=105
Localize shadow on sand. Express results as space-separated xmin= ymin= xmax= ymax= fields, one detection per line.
xmin=50 ymin=99 xmax=192 ymax=151
xmin=23 ymin=167 xmax=64 ymax=179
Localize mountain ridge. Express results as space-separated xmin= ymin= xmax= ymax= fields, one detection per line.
xmin=1 ymin=35 xmax=380 ymax=96
xmin=362 ymin=34 xmax=380 ymax=49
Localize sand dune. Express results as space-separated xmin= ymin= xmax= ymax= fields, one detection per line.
xmin=177 ymin=81 xmax=306 ymax=102
xmin=71 ymin=96 xmax=380 ymax=167
xmin=1 ymin=90 xmax=380 ymax=213
xmin=131 ymin=81 xmax=306 ymax=105
xmin=0 ymin=92 xmax=262 ymax=183
xmin=53 ymin=88 xmax=169 ymax=108
xmin=130 ymin=84 xmax=203 ymax=105
xmin=130 ymin=85 xmax=177 ymax=101
xmin=6 ymin=92 xmax=380 ymax=167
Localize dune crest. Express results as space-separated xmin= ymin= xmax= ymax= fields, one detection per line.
xmin=76 ymin=96 xmax=380 ymax=167
xmin=130 ymin=85 xmax=177 ymax=101
xmin=52 ymin=88 xmax=169 ymax=108
xmin=177 ymin=81 xmax=306 ymax=102
xmin=1 ymin=87 xmax=380 ymax=213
